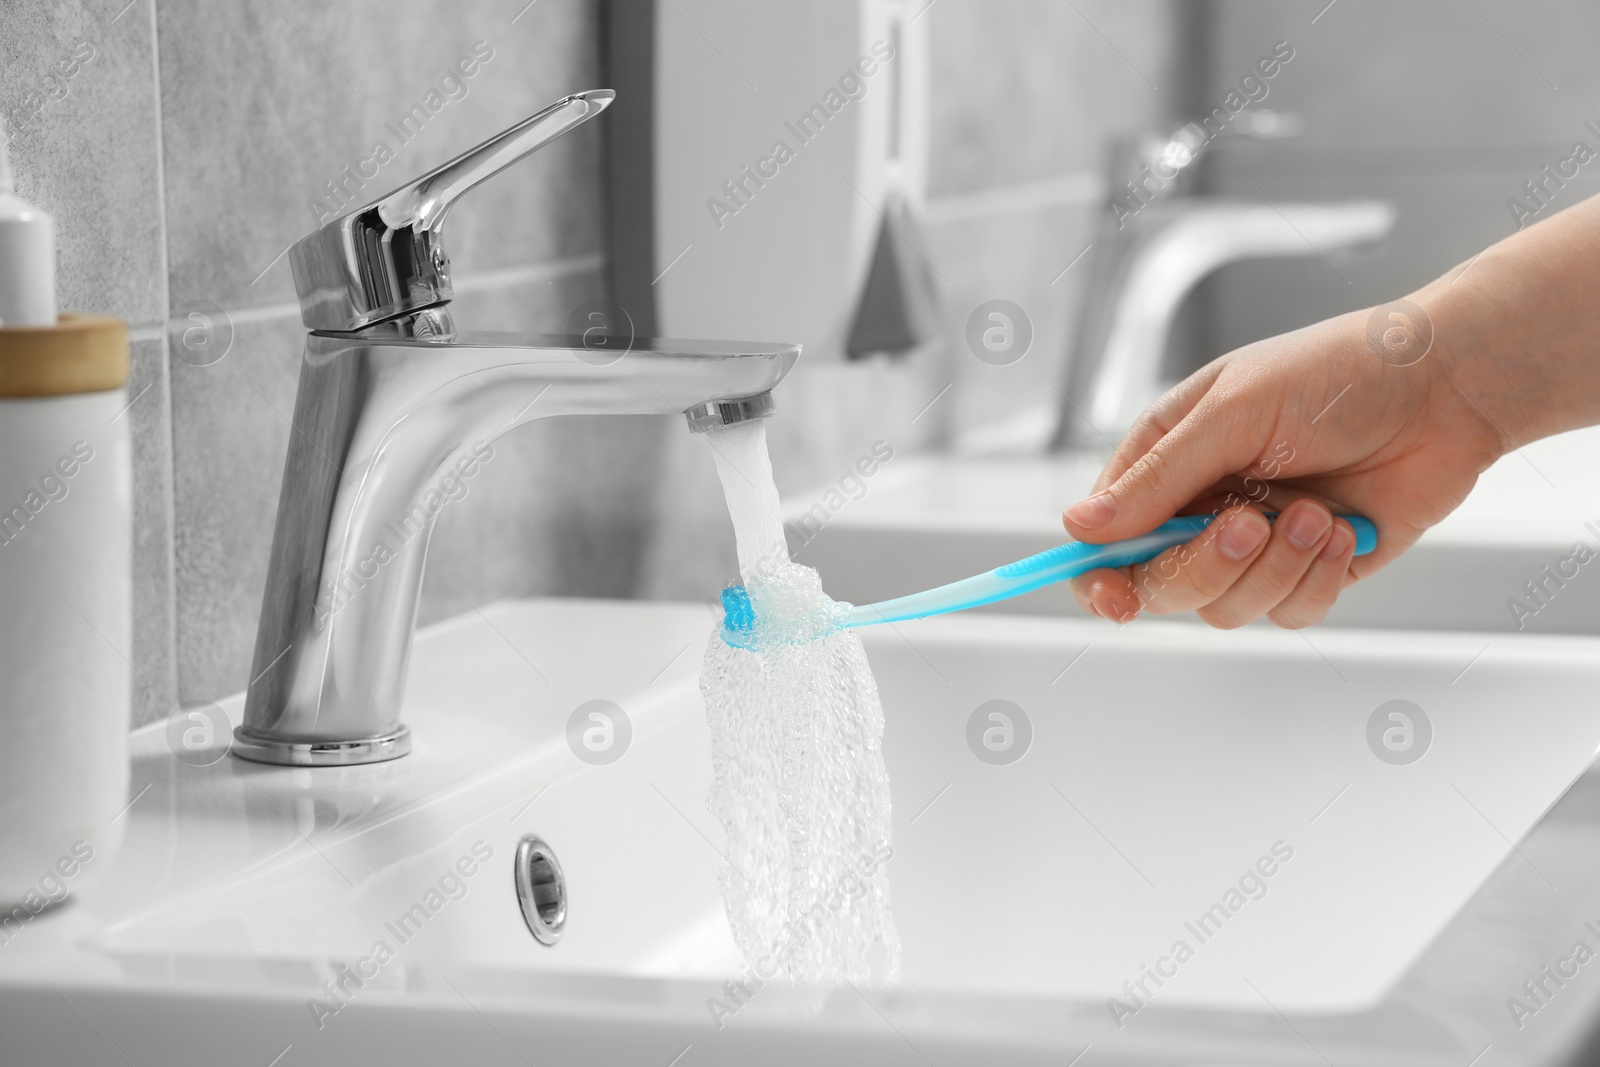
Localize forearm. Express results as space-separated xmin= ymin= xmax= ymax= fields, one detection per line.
xmin=1416 ymin=193 xmax=1600 ymax=451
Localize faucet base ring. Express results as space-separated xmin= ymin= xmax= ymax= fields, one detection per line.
xmin=230 ymin=725 xmax=412 ymax=767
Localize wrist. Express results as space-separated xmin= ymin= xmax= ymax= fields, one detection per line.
xmin=1412 ymin=210 xmax=1600 ymax=452
xmin=1408 ymin=276 xmax=1520 ymax=457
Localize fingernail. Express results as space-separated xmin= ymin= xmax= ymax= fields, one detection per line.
xmin=1219 ymin=511 xmax=1269 ymax=561
xmin=1285 ymin=505 xmax=1332 ymax=550
xmin=1065 ymin=492 xmax=1116 ymax=529
xmin=1320 ymin=523 xmax=1354 ymax=560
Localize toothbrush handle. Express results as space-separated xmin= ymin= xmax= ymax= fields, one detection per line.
xmin=842 ymin=513 xmax=1378 ymax=629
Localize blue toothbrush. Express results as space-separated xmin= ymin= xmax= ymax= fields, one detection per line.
xmin=720 ymin=512 xmax=1378 ymax=649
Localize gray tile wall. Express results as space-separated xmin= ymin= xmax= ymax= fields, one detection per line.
xmin=1 ymin=1 xmax=176 ymax=729
xmin=1194 ymin=0 xmax=1600 ymax=364
xmin=921 ymin=0 xmax=1179 ymax=438
xmin=2 ymin=0 xmax=1179 ymax=729
xmin=928 ymin=0 xmax=1178 ymax=199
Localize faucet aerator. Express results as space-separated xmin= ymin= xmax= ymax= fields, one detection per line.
xmin=685 ymin=392 xmax=776 ymax=434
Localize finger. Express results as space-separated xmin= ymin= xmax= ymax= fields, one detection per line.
xmin=1090 ymin=362 xmax=1226 ymax=494
xmin=1195 ymin=499 xmax=1335 ymax=629
xmin=1068 ymin=567 xmax=1144 ymax=624
xmin=1064 ymin=398 xmax=1273 ymax=545
xmin=1268 ymin=518 xmax=1358 ymax=629
xmin=1123 ymin=506 xmax=1272 ymax=615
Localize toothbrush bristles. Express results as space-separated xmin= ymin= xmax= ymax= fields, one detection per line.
xmin=720 ymin=585 xmax=756 ymax=649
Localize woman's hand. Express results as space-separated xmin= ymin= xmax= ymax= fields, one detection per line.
xmin=1062 ymin=303 xmax=1504 ymax=628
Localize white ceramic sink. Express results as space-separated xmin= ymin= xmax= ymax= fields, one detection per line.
xmin=795 ymin=426 xmax=1600 ymax=635
xmin=5 ymin=599 xmax=1600 ymax=1065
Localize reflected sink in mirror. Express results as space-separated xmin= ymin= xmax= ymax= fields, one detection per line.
xmin=793 ymin=425 xmax=1600 ymax=636
xmin=4 ymin=600 xmax=1600 ymax=1065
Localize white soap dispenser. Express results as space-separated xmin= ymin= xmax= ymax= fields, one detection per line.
xmin=0 ymin=120 xmax=57 ymax=326
xmin=0 ymin=124 xmax=131 ymax=913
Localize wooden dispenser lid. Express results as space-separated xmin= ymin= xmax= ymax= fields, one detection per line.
xmin=0 ymin=314 xmax=129 ymax=397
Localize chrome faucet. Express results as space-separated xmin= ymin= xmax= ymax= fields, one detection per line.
xmin=233 ymin=91 xmax=797 ymax=766
xmin=1051 ymin=116 xmax=1396 ymax=448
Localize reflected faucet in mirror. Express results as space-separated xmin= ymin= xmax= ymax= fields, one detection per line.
xmin=1051 ymin=114 xmax=1396 ymax=449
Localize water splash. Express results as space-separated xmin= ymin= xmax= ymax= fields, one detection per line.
xmin=698 ymin=421 xmax=901 ymax=984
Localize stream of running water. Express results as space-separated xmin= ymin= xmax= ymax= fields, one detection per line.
xmin=698 ymin=419 xmax=901 ymax=984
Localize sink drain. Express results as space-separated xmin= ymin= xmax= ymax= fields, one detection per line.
xmin=514 ymin=835 xmax=566 ymax=945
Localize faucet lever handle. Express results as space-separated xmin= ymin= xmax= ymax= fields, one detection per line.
xmin=289 ymin=90 xmax=615 ymax=334
xmin=376 ymin=90 xmax=614 ymax=233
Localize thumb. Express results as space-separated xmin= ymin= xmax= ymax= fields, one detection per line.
xmin=1062 ymin=406 xmax=1268 ymax=543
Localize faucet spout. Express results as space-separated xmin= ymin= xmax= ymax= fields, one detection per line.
xmin=1054 ymin=198 xmax=1395 ymax=446
xmin=1050 ymin=115 xmax=1397 ymax=449
xmin=234 ymin=325 xmax=797 ymax=766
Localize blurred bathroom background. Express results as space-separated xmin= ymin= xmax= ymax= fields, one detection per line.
xmin=2 ymin=0 xmax=1597 ymax=728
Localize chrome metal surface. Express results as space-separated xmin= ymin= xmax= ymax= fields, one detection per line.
xmin=514 ymin=835 xmax=566 ymax=946
xmin=229 ymin=725 xmax=411 ymax=767
xmin=684 ymin=391 xmax=776 ymax=433
xmin=242 ymin=88 xmax=800 ymax=766
xmin=236 ymin=331 xmax=797 ymax=764
xmin=1051 ymin=116 xmax=1396 ymax=448
xmin=289 ymin=91 xmax=614 ymax=333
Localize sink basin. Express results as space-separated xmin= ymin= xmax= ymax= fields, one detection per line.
xmin=4 ymin=599 xmax=1600 ymax=1065
xmin=795 ymin=425 xmax=1600 ymax=635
